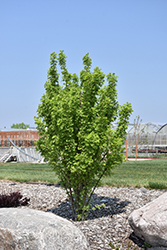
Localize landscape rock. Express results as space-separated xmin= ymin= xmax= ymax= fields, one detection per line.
xmin=128 ymin=192 xmax=167 ymax=248
xmin=0 ymin=181 xmax=166 ymax=249
xmin=0 ymin=208 xmax=90 ymax=250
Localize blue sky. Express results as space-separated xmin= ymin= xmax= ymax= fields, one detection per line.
xmin=0 ymin=0 xmax=167 ymax=129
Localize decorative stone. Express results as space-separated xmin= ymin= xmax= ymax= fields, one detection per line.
xmin=0 ymin=208 xmax=90 ymax=250
xmin=151 ymin=247 xmax=167 ymax=250
xmin=128 ymin=192 xmax=167 ymax=247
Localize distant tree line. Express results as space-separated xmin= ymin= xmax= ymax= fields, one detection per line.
xmin=11 ymin=123 xmax=30 ymax=129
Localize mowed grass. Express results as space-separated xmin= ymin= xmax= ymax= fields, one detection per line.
xmin=101 ymin=159 xmax=167 ymax=189
xmin=0 ymin=159 xmax=167 ymax=189
xmin=0 ymin=163 xmax=59 ymax=184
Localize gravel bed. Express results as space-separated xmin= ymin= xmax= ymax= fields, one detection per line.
xmin=0 ymin=180 xmax=165 ymax=250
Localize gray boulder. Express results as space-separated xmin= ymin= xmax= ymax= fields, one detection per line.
xmin=128 ymin=192 xmax=167 ymax=248
xmin=0 ymin=208 xmax=90 ymax=250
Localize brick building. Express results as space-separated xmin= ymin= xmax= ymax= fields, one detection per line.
xmin=0 ymin=129 xmax=39 ymax=147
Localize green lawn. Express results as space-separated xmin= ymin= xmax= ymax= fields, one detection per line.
xmin=0 ymin=159 xmax=167 ymax=189
xmin=101 ymin=159 xmax=167 ymax=189
xmin=0 ymin=163 xmax=59 ymax=184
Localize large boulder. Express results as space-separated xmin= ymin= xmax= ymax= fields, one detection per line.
xmin=128 ymin=192 xmax=167 ymax=248
xmin=0 ymin=208 xmax=90 ymax=250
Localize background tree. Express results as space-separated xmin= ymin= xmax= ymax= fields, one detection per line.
xmin=35 ymin=51 xmax=133 ymax=221
xmin=133 ymin=115 xmax=149 ymax=160
xmin=134 ymin=116 xmax=142 ymax=160
xmin=11 ymin=123 xmax=30 ymax=129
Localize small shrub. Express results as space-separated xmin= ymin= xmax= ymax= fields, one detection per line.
xmin=0 ymin=191 xmax=30 ymax=207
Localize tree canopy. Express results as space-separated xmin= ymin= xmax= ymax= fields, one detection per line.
xmin=35 ymin=51 xmax=133 ymax=220
xmin=11 ymin=123 xmax=30 ymax=129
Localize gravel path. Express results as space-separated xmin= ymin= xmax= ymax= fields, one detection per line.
xmin=0 ymin=180 xmax=165 ymax=250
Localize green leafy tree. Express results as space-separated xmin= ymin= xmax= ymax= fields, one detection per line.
xmin=35 ymin=51 xmax=133 ymax=221
xmin=11 ymin=123 xmax=30 ymax=129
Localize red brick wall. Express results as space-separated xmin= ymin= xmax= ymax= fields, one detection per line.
xmin=0 ymin=130 xmax=40 ymax=147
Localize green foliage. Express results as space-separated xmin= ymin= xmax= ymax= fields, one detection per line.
xmin=35 ymin=50 xmax=133 ymax=220
xmin=92 ymin=203 xmax=105 ymax=211
xmin=11 ymin=123 xmax=30 ymax=129
xmin=144 ymin=241 xmax=152 ymax=248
